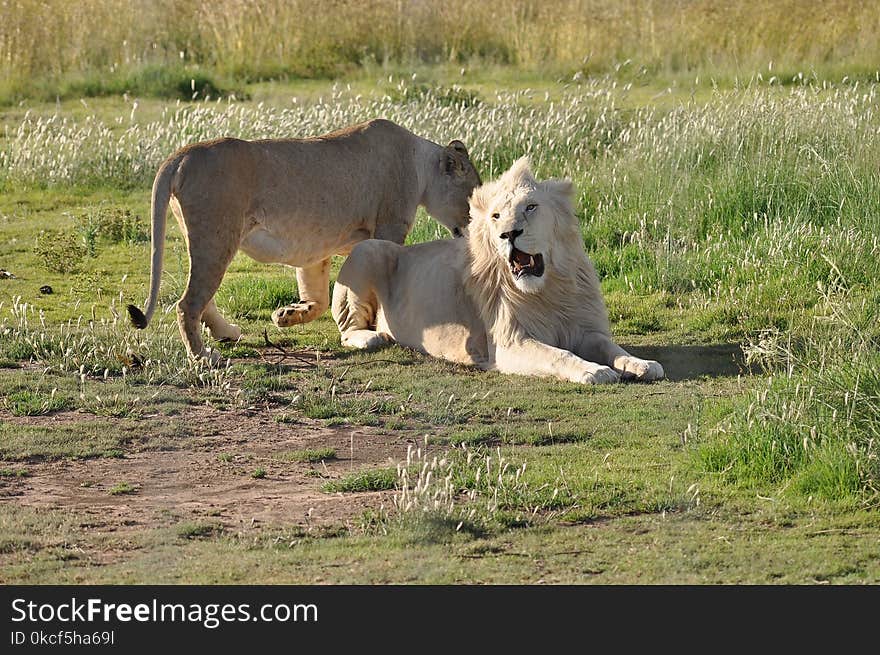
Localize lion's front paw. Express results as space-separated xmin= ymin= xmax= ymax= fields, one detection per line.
xmin=581 ymin=365 xmax=620 ymax=385
xmin=342 ymin=330 xmax=388 ymax=350
xmin=614 ymin=356 xmax=665 ymax=382
xmin=272 ymin=302 xmax=324 ymax=327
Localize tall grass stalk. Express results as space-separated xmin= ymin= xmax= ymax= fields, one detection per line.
xmin=0 ymin=295 xmax=234 ymax=390
xmin=2 ymin=0 xmax=878 ymax=99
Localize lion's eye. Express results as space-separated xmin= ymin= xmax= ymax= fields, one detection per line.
xmin=491 ymin=212 xmax=500 ymax=220
xmin=525 ymin=204 xmax=537 ymax=212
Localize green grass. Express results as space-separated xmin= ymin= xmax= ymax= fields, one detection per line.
xmin=0 ymin=421 xmax=130 ymax=461
xmin=3 ymin=389 xmax=70 ymax=416
xmin=107 ymin=481 xmax=136 ymax=496
xmin=323 ymin=468 xmax=398 ymax=493
xmin=297 ymin=395 xmax=389 ymax=425
xmin=0 ymin=468 xmax=29 ymax=478
xmin=176 ymin=523 xmax=221 ymax=540
xmin=215 ymin=275 xmax=298 ymax=321
xmin=2 ymin=1 xmax=879 ymax=106
xmin=3 ymin=502 xmax=879 ymax=584
xmin=275 ymin=448 xmax=337 ymax=464
xmin=2 ymin=64 xmax=880 ymax=582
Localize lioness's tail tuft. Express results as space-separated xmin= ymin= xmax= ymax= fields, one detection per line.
xmin=127 ymin=305 xmax=148 ymax=329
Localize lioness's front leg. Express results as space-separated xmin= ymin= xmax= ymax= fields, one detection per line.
xmin=576 ymin=332 xmax=664 ymax=382
xmin=273 ymin=258 xmax=331 ymax=327
xmin=373 ymin=222 xmax=410 ymax=245
xmin=493 ymin=338 xmax=620 ymax=384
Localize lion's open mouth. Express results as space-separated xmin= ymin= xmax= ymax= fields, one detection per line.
xmin=509 ymin=247 xmax=545 ymax=278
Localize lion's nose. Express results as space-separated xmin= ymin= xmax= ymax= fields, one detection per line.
xmin=499 ymin=228 xmax=522 ymax=241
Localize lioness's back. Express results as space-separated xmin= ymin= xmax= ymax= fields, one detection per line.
xmin=249 ymin=119 xmax=417 ymax=189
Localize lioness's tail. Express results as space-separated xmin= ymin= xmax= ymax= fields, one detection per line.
xmin=127 ymin=154 xmax=181 ymax=330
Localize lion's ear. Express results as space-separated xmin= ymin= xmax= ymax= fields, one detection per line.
xmin=501 ymin=156 xmax=534 ymax=186
xmin=540 ymin=178 xmax=575 ymax=200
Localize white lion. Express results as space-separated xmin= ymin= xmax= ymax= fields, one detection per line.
xmin=127 ymin=119 xmax=481 ymax=360
xmin=331 ymin=157 xmax=664 ymax=384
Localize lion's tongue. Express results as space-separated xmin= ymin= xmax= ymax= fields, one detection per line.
xmin=511 ymin=248 xmax=533 ymax=268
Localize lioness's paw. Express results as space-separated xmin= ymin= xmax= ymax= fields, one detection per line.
xmin=272 ymin=302 xmax=324 ymax=327
xmin=581 ymin=365 xmax=620 ymax=385
xmin=211 ymin=323 xmax=241 ymax=342
xmin=196 ymin=348 xmax=223 ymax=367
xmin=615 ymin=356 xmax=665 ymax=382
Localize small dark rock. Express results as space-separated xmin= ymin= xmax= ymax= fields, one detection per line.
xmin=0 ymin=269 xmax=15 ymax=279
xmin=39 ymin=285 xmax=53 ymax=294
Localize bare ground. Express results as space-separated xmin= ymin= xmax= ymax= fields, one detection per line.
xmin=0 ymin=403 xmax=424 ymax=536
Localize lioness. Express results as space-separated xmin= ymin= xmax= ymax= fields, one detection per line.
xmin=127 ymin=119 xmax=481 ymax=360
xmin=332 ymin=157 xmax=664 ymax=384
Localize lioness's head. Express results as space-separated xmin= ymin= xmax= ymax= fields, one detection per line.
xmin=423 ymin=140 xmax=482 ymax=237
xmin=468 ymin=157 xmax=578 ymax=294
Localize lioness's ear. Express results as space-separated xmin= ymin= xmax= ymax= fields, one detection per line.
xmin=443 ymin=151 xmax=464 ymax=175
xmin=448 ymin=140 xmax=469 ymax=159
xmin=540 ymin=178 xmax=574 ymax=199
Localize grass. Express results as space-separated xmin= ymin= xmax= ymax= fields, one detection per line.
xmin=176 ymin=523 xmax=221 ymax=540
xmin=3 ymin=389 xmax=70 ymax=416
xmin=2 ymin=1 xmax=879 ymax=105
xmin=3 ymin=502 xmax=879 ymax=583
xmin=275 ymin=448 xmax=337 ymax=464
xmin=323 ymin=468 xmax=398 ymax=494
xmin=0 ymin=468 xmax=29 ymax=478
xmin=107 ymin=481 xmax=136 ymax=495
xmin=0 ymin=421 xmax=130 ymax=461
xmin=215 ymin=275 xmax=298 ymax=321
xmin=2 ymin=53 xmax=880 ymax=582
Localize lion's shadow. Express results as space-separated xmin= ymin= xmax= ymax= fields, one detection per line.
xmin=622 ymin=343 xmax=754 ymax=382
xmin=328 ymin=341 xmax=753 ymax=383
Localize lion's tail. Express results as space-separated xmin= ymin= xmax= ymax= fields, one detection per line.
xmin=127 ymin=154 xmax=181 ymax=330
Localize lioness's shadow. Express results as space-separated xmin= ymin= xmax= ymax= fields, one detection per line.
xmin=622 ymin=343 xmax=754 ymax=382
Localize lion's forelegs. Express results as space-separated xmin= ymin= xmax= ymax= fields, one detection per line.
xmin=576 ymin=332 xmax=664 ymax=382
xmin=331 ymin=245 xmax=391 ymax=351
xmin=493 ymin=338 xmax=619 ymax=384
xmin=272 ymin=258 xmax=331 ymax=327
xmin=331 ymin=280 xmax=388 ymax=350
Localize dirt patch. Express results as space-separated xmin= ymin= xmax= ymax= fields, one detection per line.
xmin=0 ymin=404 xmax=426 ymax=534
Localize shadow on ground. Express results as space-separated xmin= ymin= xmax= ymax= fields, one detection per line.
xmin=244 ymin=341 xmax=756 ymax=383
xmin=625 ymin=343 xmax=754 ymax=382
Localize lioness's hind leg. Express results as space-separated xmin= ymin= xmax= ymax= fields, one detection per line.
xmin=273 ymin=258 xmax=331 ymax=327
xmin=577 ymin=332 xmax=664 ymax=382
xmin=202 ymin=299 xmax=241 ymax=342
xmin=177 ymin=222 xmax=239 ymax=362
